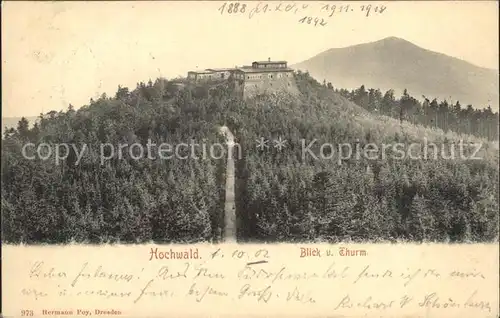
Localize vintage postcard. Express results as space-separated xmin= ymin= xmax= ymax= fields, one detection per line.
xmin=1 ymin=1 xmax=499 ymax=317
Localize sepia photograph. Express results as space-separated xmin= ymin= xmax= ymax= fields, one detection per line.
xmin=2 ymin=1 xmax=498 ymax=246
xmin=2 ymin=2 xmax=499 ymax=318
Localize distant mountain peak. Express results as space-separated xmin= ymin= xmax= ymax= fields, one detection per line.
xmin=372 ymin=36 xmax=420 ymax=48
xmin=292 ymin=38 xmax=499 ymax=110
xmin=330 ymin=36 xmax=420 ymax=52
xmin=380 ymin=36 xmax=409 ymax=42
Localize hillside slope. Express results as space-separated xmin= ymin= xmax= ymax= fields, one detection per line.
xmin=292 ymin=37 xmax=499 ymax=110
xmin=231 ymin=73 xmax=498 ymax=242
xmin=2 ymin=75 xmax=498 ymax=244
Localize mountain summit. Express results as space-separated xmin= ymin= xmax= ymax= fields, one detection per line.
xmin=292 ymin=37 xmax=499 ymax=109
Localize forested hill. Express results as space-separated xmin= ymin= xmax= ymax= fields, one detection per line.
xmin=2 ymin=74 xmax=499 ymax=244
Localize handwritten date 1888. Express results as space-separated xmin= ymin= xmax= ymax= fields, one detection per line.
xmin=218 ymin=2 xmax=247 ymax=14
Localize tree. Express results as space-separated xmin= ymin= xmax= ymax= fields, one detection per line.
xmin=115 ymin=85 xmax=130 ymax=101
xmin=381 ymin=89 xmax=396 ymax=116
xmin=408 ymin=194 xmax=435 ymax=241
xmin=16 ymin=117 xmax=30 ymax=139
xmin=354 ymin=85 xmax=369 ymax=109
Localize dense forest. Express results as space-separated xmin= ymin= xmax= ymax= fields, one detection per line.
xmin=327 ymin=81 xmax=499 ymax=141
xmin=2 ymin=73 xmax=499 ymax=244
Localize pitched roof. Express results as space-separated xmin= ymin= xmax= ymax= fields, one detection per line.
xmin=253 ymin=61 xmax=287 ymax=64
xmin=235 ymin=67 xmax=294 ymax=73
xmin=188 ymin=70 xmax=214 ymax=74
xmin=206 ymin=68 xmax=237 ymax=72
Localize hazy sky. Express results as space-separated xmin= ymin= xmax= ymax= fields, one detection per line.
xmin=2 ymin=1 xmax=498 ymax=117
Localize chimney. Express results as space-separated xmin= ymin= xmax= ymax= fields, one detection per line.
xmin=268 ymin=57 xmax=271 ymax=62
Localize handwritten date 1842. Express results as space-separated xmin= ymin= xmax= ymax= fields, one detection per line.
xmin=298 ymin=16 xmax=327 ymax=27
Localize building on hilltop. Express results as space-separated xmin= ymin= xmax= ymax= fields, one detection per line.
xmin=205 ymin=68 xmax=236 ymax=80
xmin=233 ymin=59 xmax=296 ymax=98
xmin=187 ymin=58 xmax=298 ymax=98
xmin=251 ymin=60 xmax=288 ymax=69
xmin=187 ymin=70 xmax=218 ymax=81
xmin=187 ymin=67 xmax=238 ymax=82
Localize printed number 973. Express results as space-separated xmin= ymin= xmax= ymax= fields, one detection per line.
xmin=218 ymin=2 xmax=247 ymax=14
xmin=21 ymin=310 xmax=34 ymax=316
